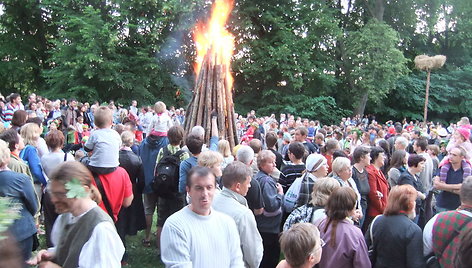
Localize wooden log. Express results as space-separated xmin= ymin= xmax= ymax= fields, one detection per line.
xmin=188 ymin=54 xmax=209 ymax=133
xmin=215 ymin=65 xmax=225 ymax=139
xmin=220 ymin=64 xmax=228 ymax=137
xmin=189 ymin=63 xmax=205 ymax=130
xmin=204 ymin=55 xmax=214 ymax=143
xmin=225 ymin=79 xmax=235 ymax=149
xmin=196 ymin=57 xmax=209 ymax=128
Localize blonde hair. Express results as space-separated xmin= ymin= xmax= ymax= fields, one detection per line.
xmin=94 ymin=106 xmax=113 ymax=128
xmin=280 ymin=223 xmax=321 ymax=268
xmin=20 ymin=123 xmax=40 ymax=146
xmin=154 ymin=101 xmax=166 ymax=114
xmin=0 ymin=140 xmax=10 ymax=167
xmin=121 ymin=131 xmax=135 ymax=147
xmin=310 ymin=177 xmax=341 ymax=207
xmin=332 ymin=157 xmax=351 ymax=176
xmin=257 ymin=150 xmax=275 ymax=169
xmin=218 ymin=140 xmax=231 ymax=157
xmin=198 ymin=151 xmax=223 ymax=168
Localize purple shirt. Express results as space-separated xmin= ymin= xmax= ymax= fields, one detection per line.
xmin=318 ymin=218 xmax=371 ymax=268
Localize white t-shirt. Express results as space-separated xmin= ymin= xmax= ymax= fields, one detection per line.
xmin=84 ymin=128 xmax=121 ymax=168
xmin=148 ymin=113 xmax=173 ymax=134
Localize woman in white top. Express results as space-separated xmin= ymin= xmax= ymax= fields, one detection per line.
xmin=331 ymin=157 xmax=363 ymax=223
xmin=27 ymin=161 xmax=124 ymax=268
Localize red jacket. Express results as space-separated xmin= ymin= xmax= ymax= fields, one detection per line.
xmin=366 ymin=165 xmax=389 ymax=217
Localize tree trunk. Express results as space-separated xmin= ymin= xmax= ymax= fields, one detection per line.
xmin=423 ymin=70 xmax=431 ymax=125
xmin=354 ymin=91 xmax=368 ymax=116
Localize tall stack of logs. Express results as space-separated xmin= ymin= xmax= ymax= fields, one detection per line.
xmin=184 ymin=51 xmax=238 ymax=149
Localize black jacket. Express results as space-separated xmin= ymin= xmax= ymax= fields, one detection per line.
xmin=366 ymin=214 xmax=426 ymax=268
xmin=398 ymin=170 xmax=424 ymax=213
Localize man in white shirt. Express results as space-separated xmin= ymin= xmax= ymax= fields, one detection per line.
xmin=213 ymin=162 xmax=263 ymax=268
xmin=161 ymin=166 xmax=244 ymax=267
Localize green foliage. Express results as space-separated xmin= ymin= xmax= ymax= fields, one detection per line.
xmin=0 ymin=197 xmax=21 ymax=240
xmin=65 ymin=178 xmax=89 ymax=199
xmin=1 ymin=0 xmax=472 ymax=122
xmin=244 ymin=93 xmax=349 ymax=125
xmin=369 ymin=64 xmax=472 ymax=123
xmin=344 ymin=21 xmax=409 ymax=110
xmin=232 ymin=0 xmax=341 ymax=111
xmin=0 ymin=0 xmax=52 ymax=95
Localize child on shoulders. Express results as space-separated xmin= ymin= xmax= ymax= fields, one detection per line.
xmin=84 ymin=106 xmax=121 ymax=174
xmin=148 ymin=101 xmax=173 ymax=137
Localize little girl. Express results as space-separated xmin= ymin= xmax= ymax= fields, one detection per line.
xmin=148 ymin=101 xmax=173 ymax=137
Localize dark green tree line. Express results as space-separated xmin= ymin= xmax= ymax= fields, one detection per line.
xmin=0 ymin=0 xmax=471 ymax=124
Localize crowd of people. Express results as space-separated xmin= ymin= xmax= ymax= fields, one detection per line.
xmin=0 ymin=91 xmax=472 ymax=268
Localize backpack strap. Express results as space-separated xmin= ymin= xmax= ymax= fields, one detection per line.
xmin=91 ymin=172 xmax=115 ymax=221
xmin=163 ymin=146 xmax=171 ymax=157
xmin=370 ymin=214 xmax=381 ymax=246
xmin=173 ymin=149 xmax=185 ymax=159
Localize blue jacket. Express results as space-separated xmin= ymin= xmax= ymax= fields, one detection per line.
xmin=20 ymin=145 xmax=47 ymax=185
xmin=178 ymin=156 xmax=198 ymax=193
xmin=138 ymin=135 xmax=168 ymax=194
xmin=0 ymin=170 xmax=38 ymax=241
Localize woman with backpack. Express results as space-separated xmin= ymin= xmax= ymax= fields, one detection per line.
xmin=283 ymin=177 xmax=340 ymax=231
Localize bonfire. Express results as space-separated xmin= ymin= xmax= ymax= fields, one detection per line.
xmin=184 ymin=0 xmax=239 ymax=148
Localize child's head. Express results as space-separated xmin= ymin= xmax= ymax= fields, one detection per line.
xmin=217 ymin=139 xmax=231 ymax=157
xmin=168 ymin=125 xmax=184 ymax=146
xmin=427 ymin=144 xmax=439 ymax=157
xmin=121 ymin=131 xmax=135 ymax=147
xmin=154 ymin=101 xmax=166 ymax=114
xmin=77 ymin=116 xmax=84 ymax=123
xmin=94 ymin=106 xmax=113 ymax=128
xmin=280 ymin=223 xmax=322 ymax=267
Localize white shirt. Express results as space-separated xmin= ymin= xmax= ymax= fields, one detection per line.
xmin=161 ymin=206 xmax=244 ymax=268
xmin=50 ymin=205 xmax=124 ymax=268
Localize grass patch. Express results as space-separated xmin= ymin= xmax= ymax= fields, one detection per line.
xmin=125 ymin=230 xmax=164 ymax=268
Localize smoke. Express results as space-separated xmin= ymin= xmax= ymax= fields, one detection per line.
xmin=156 ymin=8 xmax=209 ymax=103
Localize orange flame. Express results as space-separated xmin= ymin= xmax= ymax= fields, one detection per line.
xmin=193 ymin=0 xmax=235 ymax=90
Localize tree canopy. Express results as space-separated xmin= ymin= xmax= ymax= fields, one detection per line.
xmin=0 ymin=0 xmax=471 ymax=124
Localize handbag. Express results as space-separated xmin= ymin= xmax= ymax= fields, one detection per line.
xmin=368 ymin=215 xmax=381 ymax=265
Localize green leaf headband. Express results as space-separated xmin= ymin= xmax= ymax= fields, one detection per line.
xmin=65 ymin=178 xmax=89 ymax=199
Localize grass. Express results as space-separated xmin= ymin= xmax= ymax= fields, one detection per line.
xmin=125 ymin=229 xmax=165 ymax=268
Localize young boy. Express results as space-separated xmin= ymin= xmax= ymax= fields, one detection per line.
xmin=151 ymin=125 xmax=189 ymax=250
xmin=84 ymin=106 xmax=121 ymax=174
xmin=279 ymin=141 xmax=306 ymax=193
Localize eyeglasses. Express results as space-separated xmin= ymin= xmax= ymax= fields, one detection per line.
xmin=320 ymin=238 xmax=326 ymax=248
xmin=49 ymin=191 xmax=68 ymax=199
xmin=312 ymin=239 xmax=326 ymax=254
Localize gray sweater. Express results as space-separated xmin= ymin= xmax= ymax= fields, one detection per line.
xmin=254 ymin=171 xmax=283 ymax=234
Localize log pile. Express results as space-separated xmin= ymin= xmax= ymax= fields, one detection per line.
xmin=184 ymin=51 xmax=238 ymax=149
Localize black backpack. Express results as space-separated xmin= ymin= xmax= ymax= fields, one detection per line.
xmin=152 ymin=147 xmax=185 ymax=198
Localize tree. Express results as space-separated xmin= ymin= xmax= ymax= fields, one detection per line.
xmin=343 ymin=20 xmax=408 ymax=115
xmin=0 ymin=0 xmax=52 ymax=95
xmin=231 ymin=0 xmax=341 ymax=114
xmin=43 ymin=5 xmax=117 ymax=100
